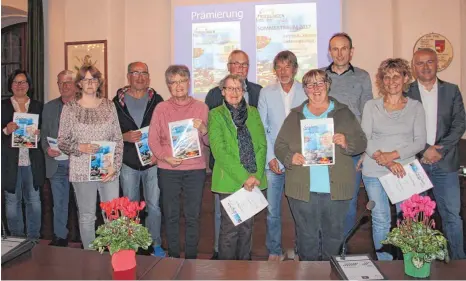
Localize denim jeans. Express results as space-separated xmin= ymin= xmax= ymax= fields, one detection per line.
xmin=422 ymin=163 xmax=465 ymax=260
xmin=218 ymin=193 xmax=254 ymax=260
xmin=158 ymin=168 xmax=206 ymax=259
xmin=265 ymin=169 xmax=286 ymax=256
xmin=120 ymin=164 xmax=162 ymax=246
xmin=288 ymin=193 xmax=349 ymax=261
xmin=50 ymin=160 xmax=70 ymax=240
xmin=73 ymin=180 xmax=120 ymax=249
xmin=362 ymin=175 xmax=393 ymax=261
xmin=343 ymin=155 xmax=363 ymax=235
xmin=214 ymin=193 xmax=221 ymax=252
xmin=4 ymin=165 xmax=41 ymax=239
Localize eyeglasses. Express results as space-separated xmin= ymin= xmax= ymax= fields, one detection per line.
xmin=81 ymin=78 xmax=99 ymax=85
xmin=304 ymin=81 xmax=327 ymax=89
xmin=129 ymin=71 xmax=149 ymax=77
xmin=58 ymin=81 xmax=74 ymax=87
xmin=12 ymin=80 xmax=28 ymax=86
xmin=228 ymin=62 xmax=249 ymax=68
xmin=168 ymin=78 xmax=189 ymax=86
xmin=223 ymin=87 xmax=243 ymax=93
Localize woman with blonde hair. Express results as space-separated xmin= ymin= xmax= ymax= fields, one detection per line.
xmin=57 ymin=64 xmax=123 ymax=249
xmin=361 ymin=58 xmax=426 ymax=260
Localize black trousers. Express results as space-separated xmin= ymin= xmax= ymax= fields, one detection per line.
xmin=218 ymin=193 xmax=254 ymax=260
xmin=158 ymin=168 xmax=206 ymax=259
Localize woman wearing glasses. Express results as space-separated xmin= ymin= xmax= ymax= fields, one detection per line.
xmin=148 ymin=65 xmax=209 ymax=259
xmin=208 ymin=74 xmax=267 ymax=260
xmin=361 ymin=58 xmax=426 ymax=260
xmin=274 ymin=69 xmax=366 ymax=261
xmin=2 ymin=69 xmax=44 ymax=239
xmin=57 ymin=64 xmax=123 ymax=249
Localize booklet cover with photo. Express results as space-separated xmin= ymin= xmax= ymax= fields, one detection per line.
xmin=89 ymin=141 xmax=116 ymax=181
xmin=135 ymin=127 xmax=153 ymax=166
xmin=168 ymin=119 xmax=202 ymax=160
xmin=11 ymin=113 xmax=39 ymax=149
xmin=300 ymin=118 xmax=335 ymax=166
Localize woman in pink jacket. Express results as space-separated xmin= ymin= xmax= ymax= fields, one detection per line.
xmin=148 ymin=65 xmax=209 ymax=259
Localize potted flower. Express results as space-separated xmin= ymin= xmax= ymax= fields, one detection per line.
xmin=382 ymin=194 xmax=449 ymax=278
xmin=90 ymin=197 xmax=152 ymax=279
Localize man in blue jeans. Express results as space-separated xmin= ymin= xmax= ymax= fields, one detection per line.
xmin=407 ymin=48 xmax=466 ymax=259
xmin=258 ymin=51 xmax=307 ymax=261
xmin=322 ymin=33 xmax=373 ymax=236
xmin=41 ymin=70 xmax=76 ymax=246
xmin=113 ymin=62 xmax=165 ymax=256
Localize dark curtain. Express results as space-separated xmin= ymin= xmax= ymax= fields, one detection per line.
xmin=27 ymin=0 xmax=44 ymax=103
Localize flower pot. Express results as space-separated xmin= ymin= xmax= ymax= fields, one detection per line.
xmin=111 ymin=250 xmax=136 ymax=280
xmin=403 ymin=252 xmax=431 ymax=278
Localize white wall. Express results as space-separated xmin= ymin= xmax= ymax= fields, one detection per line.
xmin=4 ymin=0 xmax=464 ymax=105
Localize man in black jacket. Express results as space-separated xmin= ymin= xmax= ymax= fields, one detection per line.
xmin=113 ymin=62 xmax=165 ymax=256
xmin=204 ymin=50 xmax=262 ymax=259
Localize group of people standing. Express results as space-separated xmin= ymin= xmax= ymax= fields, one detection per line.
xmin=1 ymin=32 xmax=465 ymax=261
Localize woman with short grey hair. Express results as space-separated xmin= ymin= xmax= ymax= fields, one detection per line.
xmin=148 ymin=64 xmax=209 ymax=259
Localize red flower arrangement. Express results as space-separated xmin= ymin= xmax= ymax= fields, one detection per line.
xmin=90 ymin=197 xmax=152 ymax=255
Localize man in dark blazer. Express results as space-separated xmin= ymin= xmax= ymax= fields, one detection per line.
xmin=205 ymin=50 xmax=262 ymax=259
xmin=41 ymin=70 xmax=76 ymax=247
xmin=407 ymin=48 xmax=466 ymax=259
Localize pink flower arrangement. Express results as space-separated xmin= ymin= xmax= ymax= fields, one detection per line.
xmin=400 ymin=194 xmax=436 ymax=220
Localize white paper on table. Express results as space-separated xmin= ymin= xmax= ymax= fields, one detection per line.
xmin=379 ymin=159 xmax=433 ymax=204
xmin=333 ymin=255 xmax=385 ymax=280
xmin=46 ymin=137 xmax=68 ymax=161
xmin=220 ymin=186 xmax=268 ymax=226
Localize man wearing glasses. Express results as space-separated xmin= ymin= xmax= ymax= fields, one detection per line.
xmin=205 ymin=50 xmax=262 ymax=260
xmin=323 ymin=33 xmax=373 ymax=240
xmin=257 ymin=50 xmax=307 ymax=261
xmin=41 ymin=70 xmax=76 ymax=247
xmin=113 ymin=62 xmax=165 ymax=256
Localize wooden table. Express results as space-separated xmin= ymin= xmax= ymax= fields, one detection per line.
xmin=3 ymin=245 xmax=466 ymax=280
xmin=144 ymin=258 xmax=466 ymax=280
xmin=1 ymin=244 xmax=159 ymax=280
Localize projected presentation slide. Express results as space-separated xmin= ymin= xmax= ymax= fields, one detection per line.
xmin=174 ymin=0 xmax=341 ymax=100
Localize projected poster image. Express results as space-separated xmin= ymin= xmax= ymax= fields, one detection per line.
xmin=192 ymin=22 xmax=241 ymax=98
xmin=255 ymin=3 xmax=318 ymax=87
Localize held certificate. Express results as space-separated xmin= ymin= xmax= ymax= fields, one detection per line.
xmin=220 ymin=187 xmax=268 ymax=226
xmin=300 ymin=118 xmax=335 ymax=166
xmin=379 ymin=159 xmax=433 ymax=204
xmin=46 ymin=137 xmax=68 ymax=161
xmin=135 ymin=127 xmax=153 ymax=166
xmin=89 ymin=141 xmax=116 ymax=181
xmin=11 ymin=113 xmax=39 ymax=148
xmin=168 ymin=119 xmax=202 ymax=160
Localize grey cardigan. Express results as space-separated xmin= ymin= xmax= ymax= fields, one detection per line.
xmin=361 ymin=97 xmax=426 ymax=178
xmin=274 ymin=97 xmax=367 ymax=202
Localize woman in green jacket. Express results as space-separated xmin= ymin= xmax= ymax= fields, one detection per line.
xmin=208 ymin=74 xmax=267 ymax=260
